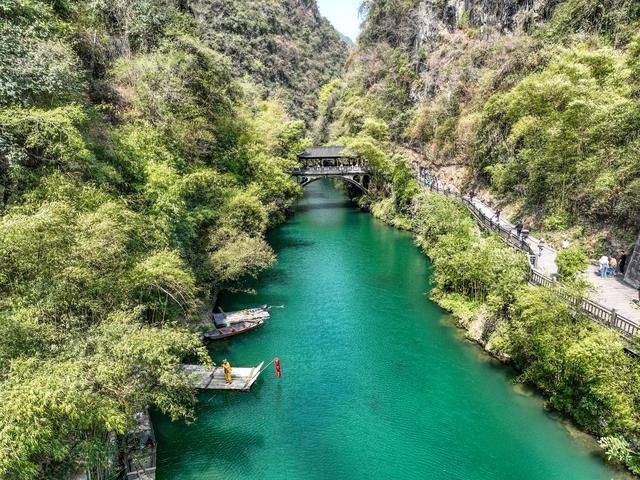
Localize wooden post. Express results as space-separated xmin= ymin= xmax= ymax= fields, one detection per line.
xmin=611 ymin=308 xmax=617 ymax=327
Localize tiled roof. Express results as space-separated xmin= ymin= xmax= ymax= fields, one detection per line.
xmin=297 ymin=146 xmax=352 ymax=159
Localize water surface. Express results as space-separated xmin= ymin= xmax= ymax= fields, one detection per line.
xmin=155 ymin=180 xmax=623 ymax=480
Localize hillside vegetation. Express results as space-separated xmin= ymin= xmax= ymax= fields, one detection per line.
xmin=319 ymin=0 xmax=640 ymax=251
xmin=0 ymin=0 xmax=345 ymax=477
xmin=188 ymin=0 xmax=348 ymax=125
xmin=410 ymin=191 xmax=640 ymax=475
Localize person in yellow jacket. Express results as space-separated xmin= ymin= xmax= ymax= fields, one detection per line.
xmin=222 ymin=359 xmax=232 ymax=384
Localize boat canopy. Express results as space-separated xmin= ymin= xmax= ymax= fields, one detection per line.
xmin=213 ymin=305 xmax=270 ymax=327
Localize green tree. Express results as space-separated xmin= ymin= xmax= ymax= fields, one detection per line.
xmin=207 ymin=227 xmax=276 ymax=290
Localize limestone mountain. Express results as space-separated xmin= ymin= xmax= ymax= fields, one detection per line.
xmin=321 ymin=0 xmax=640 ymax=249
xmin=187 ymin=0 xmax=349 ymax=124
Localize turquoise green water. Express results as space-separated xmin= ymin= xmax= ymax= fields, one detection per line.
xmin=155 ymin=180 xmax=624 ymax=480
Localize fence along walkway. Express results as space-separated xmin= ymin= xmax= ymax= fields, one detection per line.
xmin=416 ymin=172 xmax=640 ymax=340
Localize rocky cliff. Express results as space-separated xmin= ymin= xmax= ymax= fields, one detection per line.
xmin=325 ymin=0 xmax=640 ymax=251
xmin=625 ymin=234 xmax=640 ymax=288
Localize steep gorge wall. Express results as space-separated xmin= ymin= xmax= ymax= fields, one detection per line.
xmin=413 ymin=0 xmax=537 ymax=48
xmin=625 ymin=234 xmax=640 ymax=288
xmin=337 ymin=0 xmax=640 ymax=250
xmin=349 ymin=0 xmax=548 ymax=136
xmin=399 ymin=0 xmax=549 ymax=98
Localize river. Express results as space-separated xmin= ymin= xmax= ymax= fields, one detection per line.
xmin=154 ymin=180 xmax=625 ymax=479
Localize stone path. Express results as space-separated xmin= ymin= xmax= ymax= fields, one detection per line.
xmin=586 ymin=269 xmax=640 ymax=320
xmin=419 ymin=174 xmax=640 ymax=324
xmin=467 ymin=197 xmax=559 ymax=276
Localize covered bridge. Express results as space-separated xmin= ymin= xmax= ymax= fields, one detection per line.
xmin=293 ymin=146 xmax=371 ymax=193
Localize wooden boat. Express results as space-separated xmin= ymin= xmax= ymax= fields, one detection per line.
xmin=124 ymin=411 xmax=156 ymax=480
xmin=213 ymin=305 xmax=270 ymax=327
xmin=201 ymin=318 xmax=265 ymax=340
xmin=200 ymin=305 xmax=270 ymax=341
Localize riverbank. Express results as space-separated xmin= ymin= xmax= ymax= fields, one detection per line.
xmin=366 ymin=189 xmax=640 ymax=476
xmin=412 ymin=164 xmax=640 ymax=325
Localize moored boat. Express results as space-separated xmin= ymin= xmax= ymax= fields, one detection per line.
xmin=200 ymin=305 xmax=270 ymax=340
xmin=213 ymin=305 xmax=270 ymax=327
xmin=201 ymin=318 xmax=265 ymax=340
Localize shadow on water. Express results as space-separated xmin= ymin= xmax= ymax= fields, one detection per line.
xmin=299 ymin=188 xmax=332 ymax=199
xmin=226 ymin=262 xmax=293 ymax=297
xmin=158 ymin=421 xmax=266 ymax=467
xmin=267 ymin=236 xmax=316 ymax=250
xmin=443 ymin=315 xmax=633 ymax=478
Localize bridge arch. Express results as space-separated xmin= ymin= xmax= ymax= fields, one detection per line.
xmin=299 ymin=175 xmax=369 ymax=194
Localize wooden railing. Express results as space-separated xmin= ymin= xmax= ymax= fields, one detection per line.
xmin=292 ymin=165 xmax=371 ymax=175
xmin=529 ymin=270 xmax=640 ymax=338
xmin=417 ymin=173 xmax=639 ymax=340
xmin=424 ymin=178 xmax=537 ymax=265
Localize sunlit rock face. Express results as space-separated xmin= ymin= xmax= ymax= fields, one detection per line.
xmin=413 ymin=0 xmax=550 ymax=48
xmin=624 ymin=233 xmax=640 ymax=288
xmin=402 ymin=0 xmax=553 ymax=102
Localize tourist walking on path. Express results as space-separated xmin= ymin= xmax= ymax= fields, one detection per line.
xmin=598 ymin=255 xmax=609 ymax=278
xmin=415 ymin=167 xmax=640 ymax=322
xmin=515 ymin=221 xmax=523 ymax=237
xmin=538 ymin=238 xmax=546 ymax=256
xmin=222 ymin=359 xmax=232 ymax=384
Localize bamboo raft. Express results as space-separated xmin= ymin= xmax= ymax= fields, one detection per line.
xmin=182 ymin=362 xmax=265 ymax=391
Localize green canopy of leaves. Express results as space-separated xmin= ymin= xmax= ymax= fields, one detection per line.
xmin=0 ymin=0 xmax=311 ymax=477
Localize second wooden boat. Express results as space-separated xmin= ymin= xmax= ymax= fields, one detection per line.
xmin=200 ymin=318 xmax=265 ymax=341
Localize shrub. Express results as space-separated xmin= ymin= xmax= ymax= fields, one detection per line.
xmin=556 ymin=246 xmax=589 ymax=281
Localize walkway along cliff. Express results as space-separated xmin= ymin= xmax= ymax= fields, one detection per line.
xmin=415 ymin=167 xmax=640 ymax=342
xmin=293 ymin=147 xmax=640 ymax=342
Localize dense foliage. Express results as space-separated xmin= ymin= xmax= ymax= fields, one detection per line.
xmin=0 ymin=0 xmax=321 ymax=477
xmin=478 ymin=44 xmax=640 ymax=233
xmin=556 ymin=246 xmax=590 ymax=282
xmin=323 ymin=0 xmax=640 ymax=250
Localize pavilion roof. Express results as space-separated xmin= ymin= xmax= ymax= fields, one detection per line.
xmin=297 ymin=146 xmax=353 ymax=159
